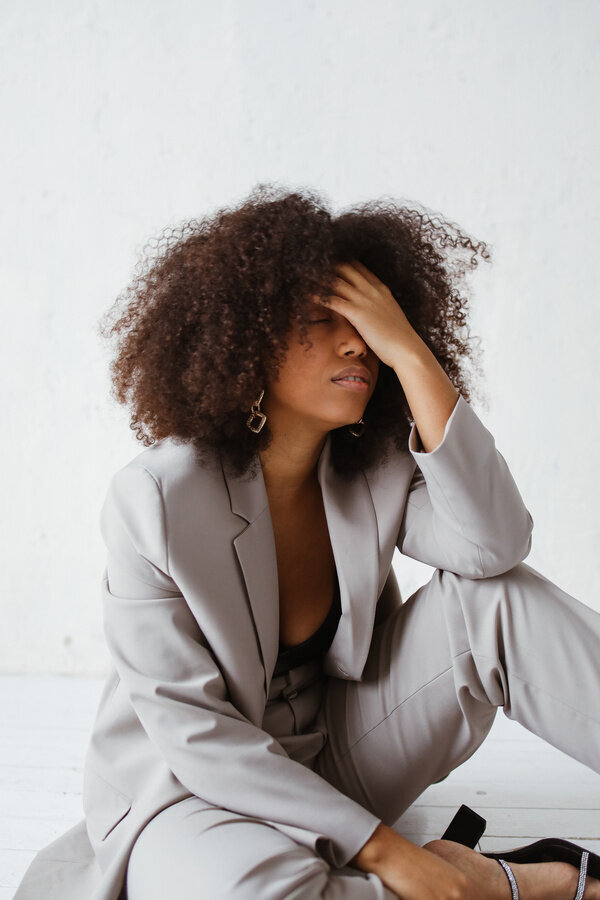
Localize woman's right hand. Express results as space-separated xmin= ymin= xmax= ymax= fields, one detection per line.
xmin=349 ymin=824 xmax=486 ymax=900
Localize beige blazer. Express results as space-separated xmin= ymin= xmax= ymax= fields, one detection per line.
xmin=14 ymin=394 xmax=533 ymax=900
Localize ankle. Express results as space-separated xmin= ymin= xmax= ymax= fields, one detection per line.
xmin=510 ymin=860 xmax=582 ymax=900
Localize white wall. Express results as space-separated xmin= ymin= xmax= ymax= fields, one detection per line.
xmin=2 ymin=0 xmax=598 ymax=675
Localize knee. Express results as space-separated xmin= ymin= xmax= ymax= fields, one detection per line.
xmin=442 ymin=560 xmax=531 ymax=586
xmin=435 ymin=562 xmax=541 ymax=636
xmin=439 ymin=561 xmax=534 ymax=600
xmin=128 ymin=813 xmax=331 ymax=900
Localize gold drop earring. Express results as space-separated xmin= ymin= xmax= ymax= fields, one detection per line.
xmin=348 ymin=417 xmax=365 ymax=437
xmin=246 ymin=389 xmax=267 ymax=433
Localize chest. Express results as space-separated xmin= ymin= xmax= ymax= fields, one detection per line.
xmin=268 ymin=490 xmax=337 ymax=647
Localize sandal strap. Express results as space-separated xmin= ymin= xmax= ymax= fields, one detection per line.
xmin=573 ymin=850 xmax=589 ymax=900
xmin=497 ymin=848 xmax=590 ymax=900
xmin=497 ymin=859 xmax=519 ymax=900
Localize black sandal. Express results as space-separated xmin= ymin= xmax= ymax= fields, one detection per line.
xmin=441 ymin=804 xmax=600 ymax=900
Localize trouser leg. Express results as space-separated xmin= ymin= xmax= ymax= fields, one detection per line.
xmin=313 ymin=561 xmax=600 ymax=827
xmin=124 ymin=796 xmax=396 ymax=899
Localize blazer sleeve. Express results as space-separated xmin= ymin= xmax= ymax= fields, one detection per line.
xmin=396 ymin=393 xmax=534 ymax=578
xmin=100 ymin=464 xmax=382 ymax=870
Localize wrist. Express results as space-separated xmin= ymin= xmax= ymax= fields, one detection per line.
xmin=387 ymin=331 xmax=430 ymax=376
xmin=349 ymin=823 xmax=405 ymax=872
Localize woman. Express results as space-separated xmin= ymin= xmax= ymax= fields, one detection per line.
xmin=15 ymin=184 xmax=600 ymax=900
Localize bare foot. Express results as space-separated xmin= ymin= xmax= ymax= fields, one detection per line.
xmin=424 ymin=839 xmax=600 ymax=899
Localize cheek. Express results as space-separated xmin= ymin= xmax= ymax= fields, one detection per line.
xmin=270 ymin=362 xmax=327 ymax=408
xmin=283 ymin=343 xmax=324 ymax=379
xmin=269 ymin=333 xmax=331 ymax=390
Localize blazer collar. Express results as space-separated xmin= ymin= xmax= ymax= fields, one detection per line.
xmin=224 ymin=455 xmax=270 ymax=524
xmin=223 ymin=433 xmax=331 ymax=523
xmin=222 ymin=435 xmax=379 ymax=686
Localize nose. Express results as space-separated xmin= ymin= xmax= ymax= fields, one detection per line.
xmin=336 ymin=318 xmax=368 ymax=358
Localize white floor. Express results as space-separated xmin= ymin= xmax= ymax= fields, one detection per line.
xmin=2 ymin=674 xmax=599 ymax=898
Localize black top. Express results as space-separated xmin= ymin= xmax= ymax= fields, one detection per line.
xmin=272 ymin=573 xmax=342 ymax=677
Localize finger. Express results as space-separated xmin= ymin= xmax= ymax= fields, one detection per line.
xmin=334 ymin=261 xmax=363 ymax=286
xmin=320 ymin=296 xmax=359 ymax=329
xmin=330 ymin=275 xmax=365 ymax=303
xmin=325 ymin=297 xmax=368 ymax=338
xmin=335 ymin=260 xmax=378 ymax=289
xmin=351 ymin=260 xmax=379 ymax=282
xmin=320 ymin=294 xmax=346 ymax=309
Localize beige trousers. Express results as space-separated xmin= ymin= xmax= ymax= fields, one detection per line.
xmin=124 ymin=562 xmax=600 ymax=899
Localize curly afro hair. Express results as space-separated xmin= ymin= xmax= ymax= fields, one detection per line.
xmin=98 ymin=183 xmax=491 ymax=481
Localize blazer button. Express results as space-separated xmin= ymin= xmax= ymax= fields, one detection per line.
xmin=285 ymin=688 xmax=298 ymax=700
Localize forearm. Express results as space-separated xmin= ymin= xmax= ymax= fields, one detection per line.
xmin=349 ymin=823 xmax=475 ymax=899
xmin=388 ymin=333 xmax=459 ymax=454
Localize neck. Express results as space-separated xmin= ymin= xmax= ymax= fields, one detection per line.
xmin=259 ymin=429 xmax=328 ymax=502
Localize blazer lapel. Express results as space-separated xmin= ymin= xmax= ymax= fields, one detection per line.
xmin=223 ymin=457 xmax=280 ymax=692
xmin=316 ymin=438 xmax=380 ymax=680
xmin=223 ymin=437 xmax=380 ymax=688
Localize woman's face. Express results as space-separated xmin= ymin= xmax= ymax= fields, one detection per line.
xmin=262 ymin=301 xmax=380 ymax=438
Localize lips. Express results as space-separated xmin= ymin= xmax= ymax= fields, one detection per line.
xmin=331 ymin=365 xmax=371 ymax=386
